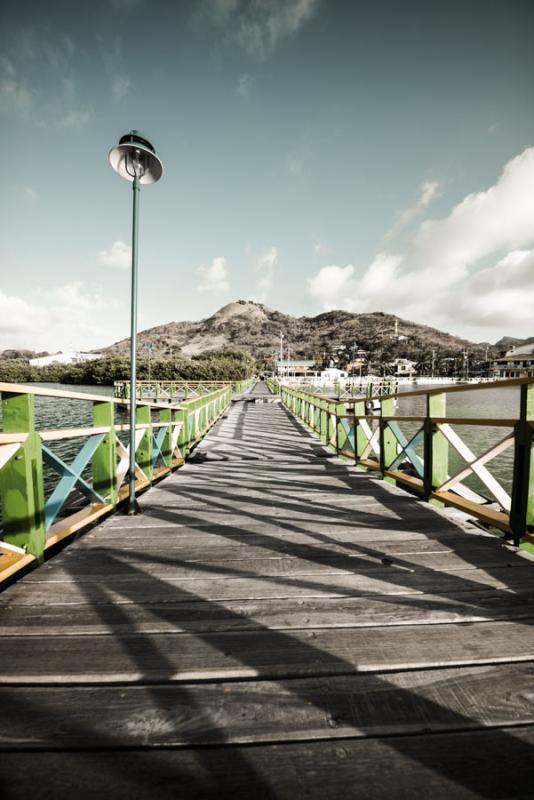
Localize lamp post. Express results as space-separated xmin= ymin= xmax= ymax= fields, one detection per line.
xmin=279 ymin=333 xmax=284 ymax=378
xmin=109 ymin=131 xmax=163 ymax=515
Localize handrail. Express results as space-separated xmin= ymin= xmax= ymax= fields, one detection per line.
xmin=113 ymin=378 xmax=254 ymax=401
xmin=0 ymin=382 xmax=236 ymax=582
xmin=373 ymin=376 xmax=534 ymax=402
xmin=0 ymin=381 xmax=189 ymax=410
xmin=271 ymin=379 xmax=534 ymax=548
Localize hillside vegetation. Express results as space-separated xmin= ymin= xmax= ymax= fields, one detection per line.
xmin=101 ymin=300 xmax=493 ymax=368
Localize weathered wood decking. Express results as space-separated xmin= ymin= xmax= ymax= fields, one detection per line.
xmin=1 ymin=382 xmax=534 ymax=798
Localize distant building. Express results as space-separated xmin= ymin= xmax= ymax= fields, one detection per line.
xmin=491 ymin=344 xmax=534 ymax=378
xmin=347 ymin=348 xmax=368 ymax=374
xmin=30 ymin=351 xmax=101 ymax=367
xmin=320 ymin=367 xmax=348 ymax=382
xmin=277 ymin=359 xmax=315 ymax=377
xmin=391 ymin=358 xmax=417 ymax=377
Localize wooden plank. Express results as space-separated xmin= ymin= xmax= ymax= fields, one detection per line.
xmin=1 ymin=662 xmax=534 ymax=749
xmin=1 ymin=619 xmax=534 ymax=684
xmin=22 ymin=547 xmax=521 ymax=583
xmin=2 ymin=589 xmax=533 ymax=636
xmin=433 ymin=490 xmax=512 ymax=532
xmin=1 ymin=726 xmax=534 ymax=799
xmin=75 ymin=530 xmax=504 ymax=558
xmin=4 ymin=565 xmax=533 ymax=607
xmin=0 ymin=551 xmax=35 ymax=584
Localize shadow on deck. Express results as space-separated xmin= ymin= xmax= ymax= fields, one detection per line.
xmin=1 ymin=383 xmax=534 ymax=798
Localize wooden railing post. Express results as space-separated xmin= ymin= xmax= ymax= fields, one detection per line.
xmin=320 ymin=400 xmax=328 ymax=444
xmin=92 ymin=401 xmax=117 ymax=505
xmin=510 ymin=383 xmax=534 ymax=546
xmin=175 ymin=407 xmax=188 ymax=461
xmin=328 ymin=402 xmax=337 ymax=450
xmin=380 ymin=397 xmax=396 ymax=485
xmin=424 ymin=392 xmax=448 ymax=505
xmin=0 ymin=392 xmax=45 ymax=560
xmin=159 ymin=407 xmax=172 ymax=468
xmin=336 ymin=402 xmax=347 ymax=454
xmin=136 ymin=405 xmax=153 ymax=482
xmin=354 ymin=398 xmax=367 ymax=470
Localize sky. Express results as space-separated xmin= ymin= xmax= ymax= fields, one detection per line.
xmin=1 ymin=0 xmax=534 ymax=352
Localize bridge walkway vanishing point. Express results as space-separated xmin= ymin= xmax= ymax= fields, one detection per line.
xmin=1 ymin=381 xmax=534 ymax=798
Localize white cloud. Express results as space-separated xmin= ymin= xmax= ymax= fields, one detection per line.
xmin=205 ymin=0 xmax=239 ymax=24
xmin=385 ymin=179 xmax=440 ymax=240
xmin=98 ymin=241 xmax=131 ymax=270
xmin=415 ymin=147 xmax=534 ymax=275
xmin=97 ymin=34 xmax=132 ymax=105
xmin=0 ymin=288 xmax=37 ymax=334
xmin=112 ymin=73 xmax=132 ymax=103
xmin=253 ymin=246 xmax=278 ymax=301
xmin=0 ymin=282 xmax=124 ymax=351
xmin=21 ymin=186 xmax=38 ymax=203
xmin=0 ymin=30 xmax=94 ymax=129
xmin=286 ymin=154 xmax=303 ymax=176
xmin=439 ymin=249 xmax=534 ymax=331
xmin=306 ymin=146 xmax=534 ymax=340
xmin=204 ymin=0 xmax=319 ymax=60
xmin=307 ymin=263 xmax=354 ymax=309
xmin=56 ymin=106 xmax=94 ymax=129
xmin=0 ymin=56 xmax=15 ymax=77
xmin=0 ymin=78 xmax=33 ymax=116
xmin=197 ymin=257 xmax=230 ymax=292
xmin=236 ymin=73 xmax=254 ymax=97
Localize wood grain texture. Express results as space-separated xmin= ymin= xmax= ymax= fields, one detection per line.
xmin=1 ymin=390 xmax=534 ymax=799
xmin=2 ymin=619 xmax=534 ymax=684
xmin=1 ymin=727 xmax=534 ymax=799
xmin=1 ymin=663 xmax=534 ymax=748
xmin=2 ymin=589 xmax=533 ymax=636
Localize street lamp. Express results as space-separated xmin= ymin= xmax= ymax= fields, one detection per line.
xmin=109 ymin=130 xmax=163 ymax=514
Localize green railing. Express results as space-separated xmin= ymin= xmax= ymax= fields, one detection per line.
xmin=271 ymin=377 xmax=534 ymax=548
xmin=0 ymin=382 xmax=233 ymax=581
xmin=114 ymin=378 xmax=254 ymax=401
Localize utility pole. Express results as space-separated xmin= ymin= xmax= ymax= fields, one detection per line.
xmin=287 ymin=342 xmax=291 ymax=380
xmin=431 ymin=350 xmax=436 ymax=379
xmin=145 ymin=342 xmax=154 ymax=383
xmin=279 ymin=332 xmax=284 ymax=378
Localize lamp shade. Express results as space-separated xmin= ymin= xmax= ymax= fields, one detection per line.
xmin=109 ymin=130 xmax=163 ymax=184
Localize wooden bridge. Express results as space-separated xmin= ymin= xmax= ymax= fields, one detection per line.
xmin=1 ymin=379 xmax=534 ymax=797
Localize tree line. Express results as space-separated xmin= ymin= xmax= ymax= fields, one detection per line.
xmin=0 ymin=352 xmax=256 ymax=386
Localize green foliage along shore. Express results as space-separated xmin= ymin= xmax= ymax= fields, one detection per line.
xmin=0 ymin=352 xmax=256 ymax=386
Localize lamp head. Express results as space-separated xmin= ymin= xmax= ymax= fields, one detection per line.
xmin=109 ymin=130 xmax=163 ymax=184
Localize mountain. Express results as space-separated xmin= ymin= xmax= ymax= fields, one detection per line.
xmin=493 ymin=335 xmax=534 ymax=352
xmin=100 ymin=300 xmax=494 ymax=363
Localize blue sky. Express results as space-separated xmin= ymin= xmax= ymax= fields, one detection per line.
xmin=1 ymin=0 xmax=534 ymax=351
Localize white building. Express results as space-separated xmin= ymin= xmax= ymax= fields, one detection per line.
xmin=320 ymin=367 xmax=348 ymax=382
xmin=30 ymin=351 xmax=102 ymax=367
xmin=491 ymin=344 xmax=534 ymax=378
xmin=391 ymin=358 xmax=417 ymax=377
